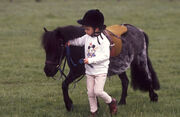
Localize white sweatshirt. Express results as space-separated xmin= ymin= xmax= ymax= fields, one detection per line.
xmin=69 ymin=33 xmax=110 ymax=75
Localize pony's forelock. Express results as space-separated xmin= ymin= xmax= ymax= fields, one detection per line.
xmin=41 ymin=29 xmax=61 ymax=52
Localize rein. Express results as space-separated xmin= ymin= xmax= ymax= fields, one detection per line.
xmin=66 ymin=46 xmax=78 ymax=67
xmin=56 ymin=42 xmax=68 ymax=79
xmin=66 ymin=46 xmax=93 ymax=68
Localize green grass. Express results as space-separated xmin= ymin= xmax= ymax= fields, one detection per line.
xmin=0 ymin=0 xmax=180 ymax=117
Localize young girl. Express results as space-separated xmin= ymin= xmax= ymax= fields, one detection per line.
xmin=68 ymin=9 xmax=118 ymax=117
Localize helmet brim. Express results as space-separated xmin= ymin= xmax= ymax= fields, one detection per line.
xmin=77 ymin=19 xmax=85 ymax=25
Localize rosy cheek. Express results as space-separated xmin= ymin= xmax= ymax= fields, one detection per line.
xmin=86 ymin=32 xmax=90 ymax=35
xmin=85 ymin=30 xmax=89 ymax=34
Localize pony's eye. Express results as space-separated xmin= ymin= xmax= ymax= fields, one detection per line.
xmin=88 ymin=46 xmax=90 ymax=49
xmin=92 ymin=45 xmax=95 ymax=48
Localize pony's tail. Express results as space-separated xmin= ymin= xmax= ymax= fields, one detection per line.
xmin=144 ymin=32 xmax=160 ymax=90
xmin=130 ymin=32 xmax=160 ymax=91
xmin=147 ymin=55 xmax=160 ymax=90
xmin=130 ymin=59 xmax=151 ymax=91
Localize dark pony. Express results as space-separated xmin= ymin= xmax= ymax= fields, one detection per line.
xmin=41 ymin=24 xmax=160 ymax=111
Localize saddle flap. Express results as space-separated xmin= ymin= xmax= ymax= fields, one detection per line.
xmin=104 ymin=25 xmax=128 ymax=57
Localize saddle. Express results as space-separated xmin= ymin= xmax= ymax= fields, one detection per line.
xmin=104 ymin=24 xmax=128 ymax=57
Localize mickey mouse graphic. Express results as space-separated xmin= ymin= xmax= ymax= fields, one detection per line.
xmin=87 ymin=43 xmax=97 ymax=58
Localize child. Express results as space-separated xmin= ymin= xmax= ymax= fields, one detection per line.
xmin=68 ymin=9 xmax=118 ymax=117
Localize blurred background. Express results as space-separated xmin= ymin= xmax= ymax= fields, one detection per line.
xmin=0 ymin=0 xmax=179 ymax=117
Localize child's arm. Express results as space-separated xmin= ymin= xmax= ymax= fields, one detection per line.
xmin=68 ymin=34 xmax=88 ymax=46
xmin=88 ymin=39 xmax=110 ymax=64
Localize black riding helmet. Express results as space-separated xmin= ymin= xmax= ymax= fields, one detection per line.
xmin=77 ymin=9 xmax=106 ymax=30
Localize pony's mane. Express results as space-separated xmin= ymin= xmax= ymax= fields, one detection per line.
xmin=59 ymin=25 xmax=85 ymax=41
xmin=41 ymin=25 xmax=85 ymax=51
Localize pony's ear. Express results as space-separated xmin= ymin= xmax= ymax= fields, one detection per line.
xmin=44 ymin=27 xmax=48 ymax=32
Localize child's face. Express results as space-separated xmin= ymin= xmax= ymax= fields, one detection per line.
xmin=83 ymin=26 xmax=94 ymax=36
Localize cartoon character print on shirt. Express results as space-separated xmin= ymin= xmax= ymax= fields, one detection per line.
xmin=87 ymin=42 xmax=98 ymax=58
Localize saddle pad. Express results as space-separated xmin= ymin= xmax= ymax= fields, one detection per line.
xmin=106 ymin=25 xmax=128 ymax=57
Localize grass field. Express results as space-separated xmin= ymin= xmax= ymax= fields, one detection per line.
xmin=0 ymin=0 xmax=180 ymax=117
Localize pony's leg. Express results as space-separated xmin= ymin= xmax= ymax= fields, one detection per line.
xmin=118 ymin=72 xmax=129 ymax=105
xmin=62 ymin=74 xmax=74 ymax=111
xmin=62 ymin=72 xmax=81 ymax=111
xmin=149 ymin=85 xmax=158 ymax=102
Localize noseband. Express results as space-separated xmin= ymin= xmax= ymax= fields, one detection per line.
xmin=45 ymin=60 xmax=58 ymax=66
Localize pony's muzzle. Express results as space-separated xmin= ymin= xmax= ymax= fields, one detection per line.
xmin=44 ymin=65 xmax=58 ymax=77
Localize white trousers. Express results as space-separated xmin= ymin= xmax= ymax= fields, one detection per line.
xmin=86 ymin=74 xmax=112 ymax=113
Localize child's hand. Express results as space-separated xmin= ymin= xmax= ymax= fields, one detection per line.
xmin=66 ymin=41 xmax=70 ymax=46
xmin=84 ymin=58 xmax=89 ymax=64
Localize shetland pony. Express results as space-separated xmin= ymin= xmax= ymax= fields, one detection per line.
xmin=41 ymin=24 xmax=160 ymax=111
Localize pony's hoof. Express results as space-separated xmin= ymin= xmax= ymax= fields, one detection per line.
xmin=71 ymin=104 xmax=74 ymax=111
xmin=66 ymin=102 xmax=74 ymax=111
xmin=150 ymin=93 xmax=158 ymax=102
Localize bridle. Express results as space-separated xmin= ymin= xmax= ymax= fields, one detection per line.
xmin=44 ymin=39 xmax=89 ymax=82
xmin=45 ymin=40 xmax=67 ymax=80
